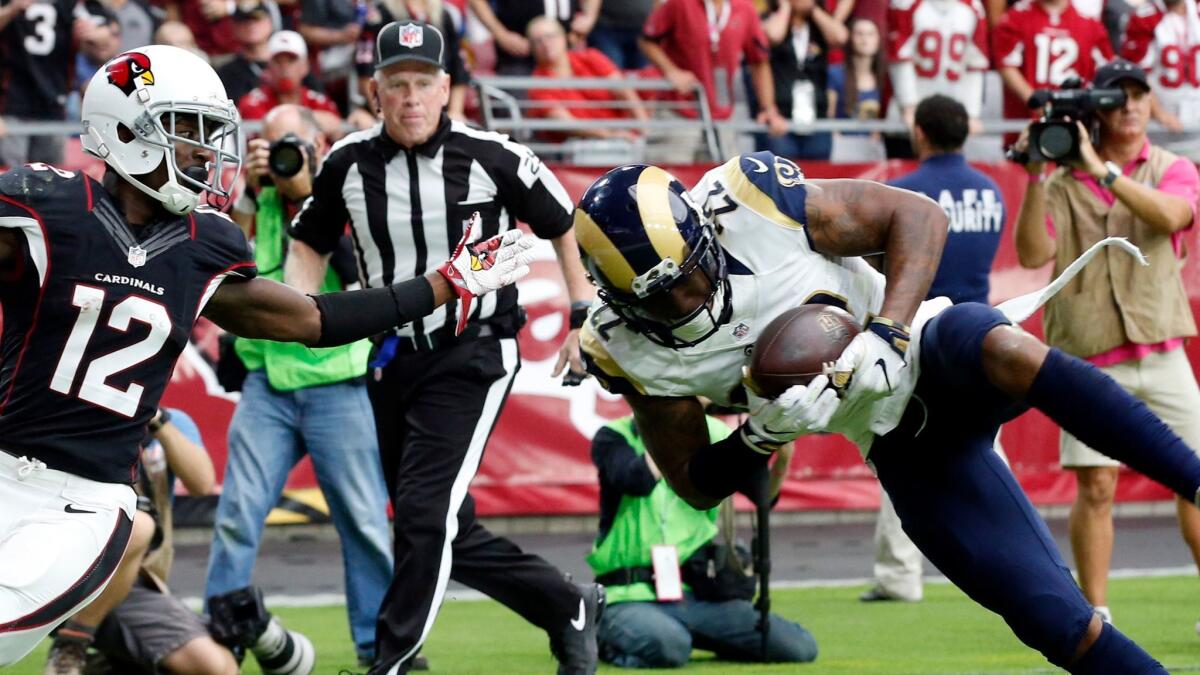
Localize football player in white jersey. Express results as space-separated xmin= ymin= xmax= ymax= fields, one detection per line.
xmin=576 ymin=154 xmax=1200 ymax=673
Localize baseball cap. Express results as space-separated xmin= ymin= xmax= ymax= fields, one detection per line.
xmin=232 ymin=0 xmax=269 ymax=20
xmin=1093 ymin=58 xmax=1150 ymax=91
xmin=268 ymin=30 xmax=308 ymax=60
xmin=374 ymin=21 xmax=445 ymax=71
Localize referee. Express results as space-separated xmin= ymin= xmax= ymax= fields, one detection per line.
xmin=285 ymin=21 xmax=601 ymax=675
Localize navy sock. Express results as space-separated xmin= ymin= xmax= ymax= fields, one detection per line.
xmin=1027 ymin=348 xmax=1200 ymax=502
xmin=1070 ymin=621 xmax=1165 ymax=674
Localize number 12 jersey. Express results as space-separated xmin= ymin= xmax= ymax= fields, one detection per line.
xmin=0 ymin=165 xmax=255 ymax=483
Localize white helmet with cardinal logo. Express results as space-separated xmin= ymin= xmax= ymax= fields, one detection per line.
xmin=80 ymin=45 xmax=242 ymax=215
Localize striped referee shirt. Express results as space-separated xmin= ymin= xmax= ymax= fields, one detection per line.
xmin=288 ymin=115 xmax=574 ymax=340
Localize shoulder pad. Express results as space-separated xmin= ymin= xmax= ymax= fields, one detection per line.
xmin=721 ymin=152 xmax=808 ymax=230
xmin=0 ymin=163 xmax=80 ymax=201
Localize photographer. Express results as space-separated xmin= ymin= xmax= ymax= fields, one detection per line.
xmin=1013 ymin=58 xmax=1200 ymax=627
xmin=210 ymin=103 xmax=395 ymax=669
xmin=587 ymin=415 xmax=817 ymax=668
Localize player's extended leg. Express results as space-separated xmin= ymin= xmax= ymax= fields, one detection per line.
xmin=0 ymin=454 xmax=135 ymax=665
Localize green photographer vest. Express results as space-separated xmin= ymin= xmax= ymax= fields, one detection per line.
xmin=235 ymin=187 xmax=371 ymax=391
xmin=586 ymin=416 xmax=731 ymax=605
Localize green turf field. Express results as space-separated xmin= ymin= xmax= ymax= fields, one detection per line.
xmin=12 ymin=576 xmax=1200 ymax=674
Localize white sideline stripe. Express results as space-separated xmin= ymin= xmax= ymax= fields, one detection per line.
xmin=176 ymin=565 xmax=1200 ymax=610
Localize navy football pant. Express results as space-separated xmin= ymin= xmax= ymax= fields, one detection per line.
xmin=869 ymin=303 xmax=1170 ymax=672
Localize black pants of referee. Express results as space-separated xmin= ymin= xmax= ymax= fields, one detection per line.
xmin=366 ymin=335 xmax=581 ymax=675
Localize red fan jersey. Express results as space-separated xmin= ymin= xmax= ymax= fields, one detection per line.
xmin=1121 ymin=0 xmax=1200 ymax=116
xmin=888 ymin=0 xmax=989 ymax=116
xmin=993 ymin=0 xmax=1114 ymax=119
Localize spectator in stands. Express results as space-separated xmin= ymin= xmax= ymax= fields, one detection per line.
xmin=1120 ymin=0 xmax=1194 ymax=137
xmin=43 ymin=408 xmax=314 ymax=675
xmin=887 ymin=0 xmax=988 ymax=133
xmin=588 ymin=0 xmax=653 ymax=70
xmin=467 ymin=0 xmax=594 ymax=75
xmin=0 ymin=0 xmax=113 ymax=168
xmin=99 ymin=0 xmax=160 ymax=53
xmin=239 ymin=30 xmax=343 ymax=136
xmin=826 ymin=16 xmax=885 ymax=160
xmin=993 ymin=0 xmax=1113 ymax=133
xmin=355 ymin=0 xmax=470 ymax=121
xmin=156 ymin=0 xmax=241 ymax=63
xmin=208 ymin=104 xmax=393 ymax=670
xmin=527 ymin=16 xmax=649 ymax=141
xmin=297 ymin=0 xmax=363 ymax=105
xmin=154 ymin=19 xmax=208 ymax=62
xmin=754 ymin=0 xmax=847 ymax=160
xmin=588 ymin=414 xmax=817 ymax=668
xmin=217 ymin=1 xmax=283 ymax=105
xmin=75 ymin=2 xmax=123 ymax=90
xmin=639 ymin=0 xmax=788 ymax=140
xmin=1012 ymin=59 xmax=1200 ymax=628
xmin=861 ymin=94 xmax=1007 ymax=603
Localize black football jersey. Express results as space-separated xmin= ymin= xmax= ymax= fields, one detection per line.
xmin=0 ymin=0 xmax=77 ymax=118
xmin=0 ymin=164 xmax=256 ymax=483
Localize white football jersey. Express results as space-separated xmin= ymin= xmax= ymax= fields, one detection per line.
xmin=888 ymin=0 xmax=989 ymax=116
xmin=581 ymin=153 xmax=951 ymax=456
xmin=1121 ymin=0 xmax=1200 ymax=117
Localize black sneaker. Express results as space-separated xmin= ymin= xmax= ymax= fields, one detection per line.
xmin=357 ymin=652 xmax=428 ymax=671
xmin=549 ymin=583 xmax=605 ymax=675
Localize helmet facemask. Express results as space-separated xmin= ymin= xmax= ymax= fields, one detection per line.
xmin=597 ymin=223 xmax=733 ymax=349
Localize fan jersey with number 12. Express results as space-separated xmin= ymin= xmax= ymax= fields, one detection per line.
xmin=0 ymin=165 xmax=256 ymax=484
xmin=888 ymin=0 xmax=990 ymax=117
xmin=992 ymin=0 xmax=1113 ymax=120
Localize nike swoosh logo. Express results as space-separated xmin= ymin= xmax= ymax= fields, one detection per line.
xmin=745 ymin=156 xmax=769 ymax=173
xmin=570 ymin=598 xmax=586 ymax=631
xmin=873 ymin=358 xmax=893 ymax=392
xmin=64 ymin=504 xmax=96 ymax=514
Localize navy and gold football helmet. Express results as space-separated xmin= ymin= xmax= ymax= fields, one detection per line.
xmin=574 ymin=164 xmax=731 ymax=349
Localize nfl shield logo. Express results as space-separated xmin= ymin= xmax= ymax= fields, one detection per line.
xmin=731 ymin=322 xmax=750 ymax=339
xmin=399 ymin=23 xmax=423 ymax=48
xmin=127 ymin=245 xmax=147 ymax=268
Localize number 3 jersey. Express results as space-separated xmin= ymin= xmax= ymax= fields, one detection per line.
xmin=580 ymin=153 xmax=950 ymax=456
xmin=0 ymin=165 xmax=256 ymax=483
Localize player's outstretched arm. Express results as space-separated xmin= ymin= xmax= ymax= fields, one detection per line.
xmin=625 ymin=392 xmax=718 ymax=508
xmin=805 ymin=179 xmax=947 ymax=326
xmin=203 ymin=272 xmax=455 ymax=346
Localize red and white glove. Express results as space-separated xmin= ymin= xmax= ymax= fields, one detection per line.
xmin=437 ymin=212 xmax=536 ymax=335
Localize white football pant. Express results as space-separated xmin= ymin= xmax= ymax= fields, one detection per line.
xmin=0 ymin=450 xmax=135 ymax=665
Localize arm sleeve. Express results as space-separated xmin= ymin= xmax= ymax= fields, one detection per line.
xmin=886 ymin=1 xmax=916 ymax=63
xmin=742 ymin=9 xmax=769 ymax=64
xmin=591 ymin=427 xmax=658 ymax=497
xmin=1120 ymin=12 xmax=1156 ymax=65
xmin=889 ymin=61 xmax=919 ymax=108
xmin=1158 ymin=157 xmax=1200 ymax=224
xmin=287 ymin=146 xmax=355 ymax=254
xmin=490 ymin=143 xmax=574 ymax=239
xmin=992 ymin=12 xmax=1024 ymax=68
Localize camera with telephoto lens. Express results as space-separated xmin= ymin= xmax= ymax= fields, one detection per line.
xmin=266 ymin=133 xmax=312 ymax=178
xmin=1007 ymin=78 xmax=1126 ymax=164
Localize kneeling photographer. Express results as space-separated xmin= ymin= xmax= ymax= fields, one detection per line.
xmin=213 ymin=102 xmax=394 ymax=669
xmin=586 ymin=414 xmax=818 ymax=669
xmin=1013 ymin=58 xmax=1200 ymax=625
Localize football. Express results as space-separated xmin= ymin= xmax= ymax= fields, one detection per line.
xmin=748 ymin=304 xmax=861 ymax=398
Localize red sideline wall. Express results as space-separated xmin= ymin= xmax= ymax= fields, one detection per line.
xmin=147 ymin=159 xmax=1198 ymax=515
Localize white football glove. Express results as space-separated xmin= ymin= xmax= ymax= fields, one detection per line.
xmin=833 ymin=319 xmax=910 ymax=407
xmin=743 ymin=374 xmax=841 ymax=451
xmin=437 ymin=212 xmax=536 ymax=335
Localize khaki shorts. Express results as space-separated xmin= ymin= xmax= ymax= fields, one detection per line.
xmin=1060 ymin=348 xmax=1200 ymax=468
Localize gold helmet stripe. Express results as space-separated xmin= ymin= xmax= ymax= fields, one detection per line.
xmin=635 ymin=166 xmax=688 ymax=264
xmin=575 ymin=208 xmax=637 ymax=292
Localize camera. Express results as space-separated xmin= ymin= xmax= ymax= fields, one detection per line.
xmin=267 ymin=133 xmax=312 ymax=178
xmin=1008 ymin=78 xmax=1126 ymax=164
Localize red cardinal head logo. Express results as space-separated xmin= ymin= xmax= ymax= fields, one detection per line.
xmin=106 ymin=52 xmax=154 ymax=96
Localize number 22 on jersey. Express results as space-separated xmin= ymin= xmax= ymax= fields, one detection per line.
xmin=49 ymin=284 xmax=172 ymax=417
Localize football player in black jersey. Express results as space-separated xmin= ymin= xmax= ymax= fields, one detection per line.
xmin=0 ymin=44 xmax=534 ymax=666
